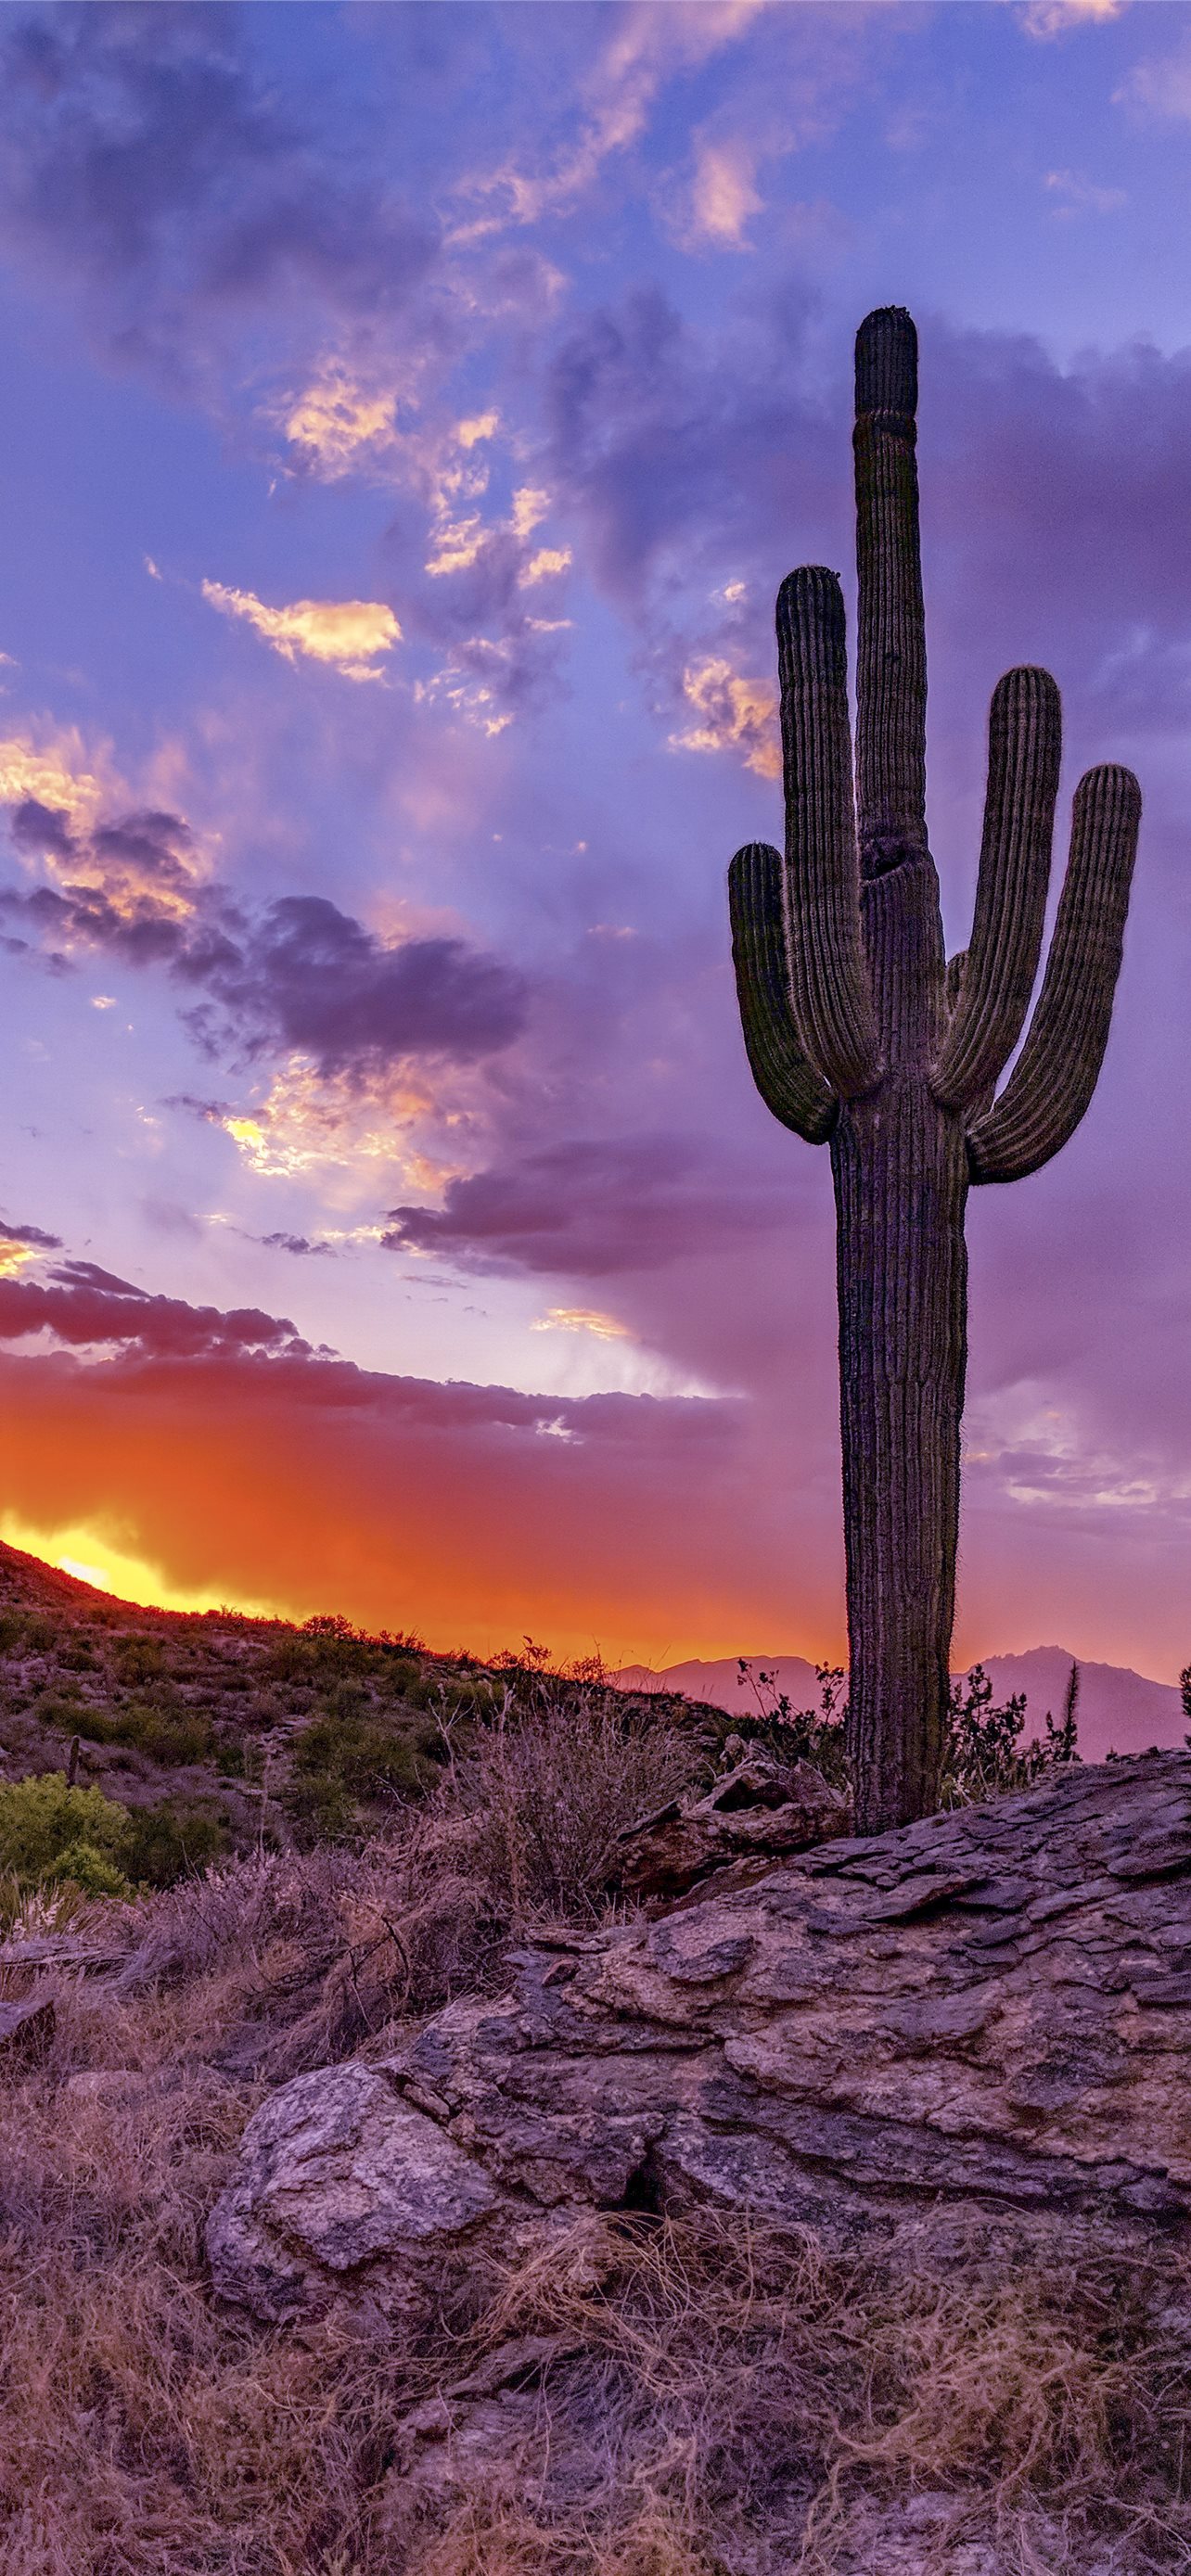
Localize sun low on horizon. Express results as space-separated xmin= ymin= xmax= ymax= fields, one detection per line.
xmin=0 ymin=0 xmax=1188 ymax=1685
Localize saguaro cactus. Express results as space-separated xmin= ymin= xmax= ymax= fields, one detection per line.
xmin=729 ymin=306 xmax=1141 ymax=1836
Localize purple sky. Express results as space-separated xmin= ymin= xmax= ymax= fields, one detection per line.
xmin=0 ymin=0 xmax=1187 ymax=1674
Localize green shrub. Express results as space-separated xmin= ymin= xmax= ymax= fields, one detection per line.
xmin=122 ymin=1799 xmax=230 ymax=1888
xmin=113 ymin=1635 xmax=165 ymax=1684
xmin=285 ymin=1701 xmax=434 ymax=1844
xmin=38 ymin=1697 xmax=215 ymax=1766
xmin=47 ymin=1840 xmax=130 ymax=1898
xmin=0 ymin=1611 xmax=26 ymax=1654
xmin=0 ymin=1772 xmax=133 ymax=1895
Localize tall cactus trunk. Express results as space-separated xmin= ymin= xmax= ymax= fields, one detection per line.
xmin=833 ymin=1075 xmax=968 ymax=1833
xmin=727 ymin=304 xmax=1141 ymax=1839
xmin=834 ymin=850 xmax=968 ymax=1832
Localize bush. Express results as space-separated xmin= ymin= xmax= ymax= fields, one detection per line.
xmin=112 ymin=1634 xmax=166 ymax=1684
xmin=452 ymin=1686 xmax=698 ymax=1921
xmin=286 ymin=1694 xmax=436 ymax=1844
xmin=944 ymin=1663 xmax=1082 ymax=1804
xmin=731 ymin=1659 xmax=850 ymax=1787
xmin=38 ymin=1693 xmax=215 ymax=1767
xmin=123 ymin=1799 xmax=230 ymax=1889
xmin=0 ymin=1772 xmax=133 ymax=1897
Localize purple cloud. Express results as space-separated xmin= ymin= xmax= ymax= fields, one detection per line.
xmin=0 ymin=1267 xmax=320 ymax=1361
xmin=0 ymin=6 xmax=437 ymax=384
xmin=1 ymin=807 xmax=528 ymax=1079
xmin=384 ymin=1134 xmax=791 ymax=1278
xmin=188 ymin=894 xmax=528 ymax=1075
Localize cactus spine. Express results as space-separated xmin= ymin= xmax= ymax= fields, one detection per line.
xmin=729 ymin=307 xmax=1141 ymax=1835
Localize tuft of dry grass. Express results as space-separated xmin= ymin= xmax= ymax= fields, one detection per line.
xmin=442 ymin=1685 xmax=695 ymax=1922
xmin=4 ymin=1690 xmax=1191 ymax=2570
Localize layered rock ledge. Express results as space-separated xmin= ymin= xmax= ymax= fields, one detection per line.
xmin=209 ymin=1751 xmax=1191 ymax=2322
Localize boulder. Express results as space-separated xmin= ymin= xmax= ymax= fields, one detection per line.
xmin=208 ymin=1753 xmax=1191 ymax=2327
xmin=612 ymin=1744 xmax=849 ymax=1898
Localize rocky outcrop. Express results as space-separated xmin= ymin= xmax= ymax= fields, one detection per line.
xmin=208 ymin=1753 xmax=1191 ymax=2323
xmin=611 ymin=1742 xmax=849 ymax=1898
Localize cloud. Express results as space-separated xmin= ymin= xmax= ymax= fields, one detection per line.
xmin=280 ymin=364 xmax=402 ymax=478
xmin=0 ymin=1218 xmax=62 ymax=1253
xmin=383 ymin=1135 xmax=790 ymax=1279
xmin=1021 ymin=0 xmax=1124 ymax=33
xmin=0 ymin=1330 xmax=752 ymax=1664
xmin=0 ymin=6 xmax=437 ymax=389
xmin=669 ymin=656 xmax=779 ymax=777
xmin=187 ymin=894 xmax=527 ymax=1078
xmin=0 ymin=729 xmax=107 ymax=835
xmin=1044 ymin=168 xmax=1127 ymax=215
xmin=200 ymin=581 xmax=401 ymax=682
xmin=453 ymin=2 xmax=764 ymax=236
xmin=1118 ymin=25 xmax=1191 ymax=121
xmin=685 ymin=135 xmax=762 ymax=248
xmin=0 ymin=1264 xmax=319 ymax=1363
xmin=531 ymin=1307 xmax=635 ymax=1343
xmin=1 ymin=759 xmax=527 ymax=1087
xmin=258 ymin=1231 xmax=335 ymax=1259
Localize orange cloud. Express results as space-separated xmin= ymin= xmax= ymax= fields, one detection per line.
xmin=0 ymin=1347 xmax=794 ymax=1667
xmin=670 ymin=657 xmax=780 ymax=778
xmin=200 ymin=581 xmax=401 ymax=682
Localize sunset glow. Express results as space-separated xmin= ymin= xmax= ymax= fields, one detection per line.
xmin=0 ymin=2 xmax=1186 ymax=1679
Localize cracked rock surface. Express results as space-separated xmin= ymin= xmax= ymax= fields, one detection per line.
xmin=209 ymin=1753 xmax=1191 ymax=2321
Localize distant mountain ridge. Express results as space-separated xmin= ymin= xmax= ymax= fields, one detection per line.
xmin=615 ymin=1649 xmax=1184 ymax=1766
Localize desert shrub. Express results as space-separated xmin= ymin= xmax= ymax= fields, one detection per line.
xmin=451 ymin=1687 xmax=698 ymax=1921
xmin=112 ymin=1633 xmax=166 ymax=1684
xmin=56 ymin=1641 xmax=99 ymax=1673
xmin=0 ymin=1772 xmax=133 ymax=1897
xmin=121 ymin=1827 xmax=510 ymax=2069
xmin=122 ymin=1798 xmax=230 ymax=1889
xmin=0 ymin=1611 xmax=26 ymax=1654
xmin=285 ymin=1694 xmax=436 ymax=1845
xmin=731 ymin=1658 xmax=851 ymax=1786
xmin=39 ymin=1696 xmax=216 ymax=1767
xmin=943 ymin=1663 xmax=1082 ymax=1804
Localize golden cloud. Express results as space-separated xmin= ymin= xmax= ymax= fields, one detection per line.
xmin=220 ymin=1054 xmax=440 ymax=1185
xmin=531 ymin=1307 xmax=635 ymax=1343
xmin=670 ymin=657 xmax=780 ymax=779
xmin=282 ymin=367 xmax=401 ymax=477
xmin=200 ymin=581 xmax=401 ymax=682
xmin=0 ymin=730 xmax=108 ymax=836
xmin=519 ymin=546 xmax=572 ymax=588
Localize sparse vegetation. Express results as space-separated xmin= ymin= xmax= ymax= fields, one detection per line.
xmin=944 ymin=1659 xmax=1082 ymax=1804
xmin=1 ymin=1538 xmax=1168 ymax=2575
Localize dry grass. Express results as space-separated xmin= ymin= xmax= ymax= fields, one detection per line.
xmin=4 ymin=1692 xmax=1191 ymax=2570
xmin=442 ymin=1685 xmax=695 ymax=1921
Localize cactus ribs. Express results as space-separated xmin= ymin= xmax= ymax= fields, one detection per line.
xmin=729 ymin=307 xmax=1141 ymax=1835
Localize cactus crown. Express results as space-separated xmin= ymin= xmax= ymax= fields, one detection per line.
xmin=729 ymin=305 xmax=1141 ymax=1183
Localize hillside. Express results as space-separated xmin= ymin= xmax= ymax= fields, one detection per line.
xmin=618 ymin=1645 xmax=1185 ymax=1763
xmin=0 ymin=1539 xmax=721 ymax=1885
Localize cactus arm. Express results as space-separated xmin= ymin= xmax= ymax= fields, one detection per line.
xmin=728 ymin=841 xmax=839 ymax=1142
xmin=777 ymin=565 xmax=881 ymax=1097
xmin=853 ymin=306 xmax=927 ymax=870
xmin=932 ymin=666 xmax=1062 ymax=1110
xmin=967 ymin=763 xmax=1141 ymax=1184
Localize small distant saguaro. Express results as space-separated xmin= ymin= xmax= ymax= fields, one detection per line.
xmin=729 ymin=306 xmax=1141 ymax=1836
